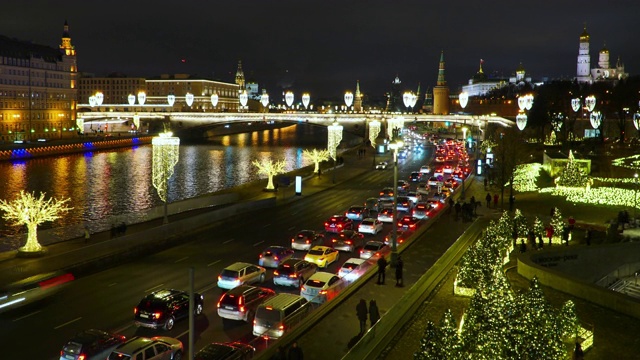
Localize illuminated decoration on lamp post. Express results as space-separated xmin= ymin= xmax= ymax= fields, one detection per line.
xmin=585 ymin=95 xmax=596 ymax=112
xmin=152 ymin=132 xmax=180 ymax=224
xmin=516 ymin=113 xmax=528 ymax=131
xmin=76 ymin=118 xmax=84 ymax=134
xmin=137 ymin=91 xmax=146 ymax=105
xmin=327 ymin=122 xmax=343 ymax=184
xmin=369 ymin=119 xmax=381 ymax=167
xmin=285 ymin=91 xmax=294 ymax=108
xmin=388 ymin=140 xmax=404 ymax=267
xmin=552 ymin=113 xmax=564 ymax=132
xmin=571 ymin=98 xmax=581 ymax=113
xmin=89 ymin=96 xmax=97 ymax=107
xmin=133 ymin=114 xmax=140 ymax=130
xmin=459 ymin=91 xmax=469 ymax=110
xmin=211 ymin=93 xmax=219 ymax=107
xmin=167 ymin=94 xmax=176 ymax=107
xmin=128 ymin=94 xmax=136 ymax=106
xmin=239 ymin=91 xmax=248 ymax=107
xmin=633 ymin=112 xmax=640 ymax=131
xmin=302 ymin=93 xmax=310 ymax=109
xmin=185 ymin=93 xmax=194 ymax=107
xmin=590 ymin=111 xmax=602 ymax=129
xmin=344 ymin=92 xmax=354 ymax=109
xmin=402 ymin=92 xmax=412 ymax=112
xmin=409 ymin=93 xmax=417 ymax=108
xmin=516 ymin=93 xmax=533 ymax=131
xmin=524 ymin=94 xmax=533 ymax=110
xmin=387 ymin=117 xmax=405 ymax=140
xmin=0 ymin=191 xmax=72 ymax=254
xmin=95 ymin=92 xmax=104 ymax=106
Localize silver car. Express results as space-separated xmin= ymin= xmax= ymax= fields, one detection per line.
xmin=217 ymin=262 xmax=266 ymax=290
xmin=300 ymin=272 xmax=347 ymax=304
xmin=359 ymin=241 xmax=390 ymax=260
xmin=258 ymin=246 xmax=294 ymax=268
xmin=291 ymin=230 xmax=324 ymax=251
xmin=107 ymin=336 xmax=182 ymax=360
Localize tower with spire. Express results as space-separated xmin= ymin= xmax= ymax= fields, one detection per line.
xmin=432 ymin=51 xmax=450 ymax=115
xmin=235 ymin=60 xmax=245 ymax=90
xmin=354 ymin=80 xmax=363 ymax=113
xmin=576 ymin=24 xmax=592 ymax=83
xmin=59 ymin=20 xmax=77 ymax=118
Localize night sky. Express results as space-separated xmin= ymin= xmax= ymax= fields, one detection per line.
xmin=1 ymin=1 xmax=639 ymax=100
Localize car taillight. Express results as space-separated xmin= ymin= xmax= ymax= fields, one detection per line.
xmin=274 ymin=256 xmax=279 ymax=261
xmin=319 ymin=290 xmax=328 ymax=295
xmin=289 ymin=274 xmax=297 ymax=278
xmin=410 ymin=224 xmax=416 ymax=229
xmin=134 ymin=307 xmax=138 ymax=314
xmin=332 ymin=239 xmax=337 ymax=243
xmin=359 ymin=250 xmax=363 ymax=254
xmin=216 ymin=300 xmax=221 ymax=308
xmin=253 ymin=320 xmax=257 ymax=325
xmin=306 ymin=240 xmax=310 ymax=244
xmin=338 ymin=224 xmax=343 ymax=229
xmin=375 ymin=253 xmax=380 ymax=257
xmin=259 ymin=254 xmax=263 ymax=258
xmin=291 ymin=238 xmax=295 ymax=242
xmin=78 ymin=355 xmax=86 ymax=360
xmin=274 ymin=270 xmax=280 ymax=276
xmin=279 ymin=324 xmax=285 ymax=330
xmin=153 ymin=312 xmax=162 ymax=319
xmin=346 ymin=241 xmax=352 ymax=244
xmin=218 ymin=275 xmax=222 ymax=281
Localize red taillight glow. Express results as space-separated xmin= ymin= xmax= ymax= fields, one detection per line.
xmin=38 ymin=273 xmax=75 ymax=289
xmin=153 ymin=312 xmax=162 ymax=319
xmin=306 ymin=240 xmax=310 ymax=244
xmin=319 ymin=290 xmax=328 ymax=295
xmin=289 ymin=274 xmax=297 ymax=278
xmin=346 ymin=241 xmax=352 ymax=244
xmin=274 ymin=256 xmax=279 ymax=261
xmin=134 ymin=307 xmax=138 ymax=314
xmin=291 ymin=238 xmax=295 ymax=242
xmin=301 ymin=286 xmax=306 ymax=291
xmin=78 ymin=355 xmax=86 ymax=360
xmin=279 ymin=324 xmax=285 ymax=330
xmin=274 ymin=270 xmax=280 ymax=276
xmin=218 ymin=275 xmax=222 ymax=281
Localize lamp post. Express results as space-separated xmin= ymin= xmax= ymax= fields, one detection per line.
xmin=388 ymin=139 xmax=404 ymax=267
xmin=635 ymin=173 xmax=638 ymax=221
xmin=402 ymin=92 xmax=412 ymax=113
xmin=344 ymin=92 xmax=353 ymax=112
xmin=461 ymin=126 xmax=468 ymax=199
xmin=327 ymin=122 xmax=343 ymax=184
xmin=152 ymin=132 xmax=180 ymax=224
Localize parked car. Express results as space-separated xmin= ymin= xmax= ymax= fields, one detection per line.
xmin=194 ymin=342 xmax=255 ymax=360
xmin=217 ymin=262 xmax=267 ymax=290
xmin=107 ymin=336 xmax=183 ymax=360
xmin=330 ymin=230 xmax=365 ymax=252
xmin=304 ymin=246 xmax=340 ymax=268
xmin=345 ymin=205 xmax=367 ymax=221
xmin=291 ymin=230 xmax=324 ymax=251
xmin=134 ymin=289 xmax=204 ymax=331
xmin=300 ymin=272 xmax=347 ymax=304
xmin=60 ymin=329 xmax=126 ymax=360
xmin=338 ymin=258 xmax=367 ymax=281
xmin=217 ymin=285 xmax=276 ymax=322
xmin=273 ymin=258 xmax=318 ymax=288
xmin=358 ymin=218 xmax=384 ymax=235
xmin=324 ymin=215 xmax=354 ymax=233
xmin=359 ymin=241 xmax=390 ymax=260
xmin=258 ymin=246 xmax=294 ymax=268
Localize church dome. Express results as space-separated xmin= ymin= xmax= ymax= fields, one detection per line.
xmin=599 ymin=45 xmax=609 ymax=54
xmin=579 ymin=26 xmax=590 ymax=41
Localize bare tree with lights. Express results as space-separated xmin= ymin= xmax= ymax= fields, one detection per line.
xmin=252 ymin=158 xmax=286 ymax=190
xmin=303 ymin=148 xmax=330 ymax=174
xmin=0 ymin=190 xmax=72 ymax=253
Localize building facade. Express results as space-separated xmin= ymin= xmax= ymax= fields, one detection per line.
xmin=78 ymin=75 xmax=146 ymax=106
xmin=0 ymin=21 xmax=78 ymax=142
xmin=576 ymin=25 xmax=628 ymax=84
xmin=432 ymin=51 xmax=450 ymax=115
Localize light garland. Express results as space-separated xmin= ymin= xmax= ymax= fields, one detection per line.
xmin=387 ymin=117 xmax=404 ymax=140
xmin=327 ymin=122 xmax=343 ymax=160
xmin=302 ymin=148 xmax=330 ymax=174
xmin=152 ymin=133 xmax=180 ymax=202
xmin=369 ymin=120 xmax=381 ymax=148
xmin=252 ymin=158 xmax=287 ymax=190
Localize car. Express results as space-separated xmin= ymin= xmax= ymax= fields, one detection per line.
xmin=377 ymin=208 xmax=397 ymax=223
xmin=409 ymin=172 xmax=422 ymax=182
xmin=358 ymin=218 xmax=384 ymax=235
xmin=345 ymin=205 xmax=367 ymax=221
xmin=217 ymin=285 xmax=276 ymax=322
xmin=396 ymin=196 xmax=413 ymax=212
xmin=107 ymin=336 xmax=183 ymax=360
xmin=427 ymin=176 xmax=443 ymax=188
xmin=324 ymin=215 xmax=354 ymax=233
xmin=378 ymin=199 xmax=394 ymax=210
xmin=412 ymin=202 xmax=433 ymax=219
xmin=397 ymin=180 xmax=410 ymax=192
xmin=426 ymin=198 xmax=443 ymax=210
xmin=375 ymin=161 xmax=388 ymax=170
xmin=273 ymin=259 xmax=318 ymax=288
xmin=217 ymin=262 xmax=267 ymax=290
xmin=379 ymin=187 xmax=395 ymax=200
xmin=359 ymin=241 xmax=390 ymax=260
xmin=258 ymin=246 xmax=295 ymax=268
xmin=443 ymin=165 xmax=453 ymax=174
xmin=443 ymin=178 xmax=459 ymax=189
xmin=430 ymin=192 xmax=448 ymax=204
xmin=300 ymin=272 xmax=347 ymax=304
xmin=419 ymin=165 xmax=431 ymax=174
xmin=384 ymin=229 xmax=409 ymax=246
xmin=435 ymin=156 xmax=445 ymax=163
xmin=134 ymin=289 xmax=204 ymax=331
xmin=60 ymin=329 xmax=126 ymax=360
xmin=194 ymin=342 xmax=255 ymax=360
xmin=364 ymin=197 xmax=380 ymax=213
xmin=452 ymin=169 xmax=465 ymax=180
xmin=433 ymin=168 xmax=444 ymax=178
xmin=338 ymin=258 xmax=368 ymax=281
xmin=304 ymin=246 xmax=340 ymax=268
xmin=406 ymin=191 xmax=421 ymax=204
xmin=397 ymin=215 xmax=420 ymax=231
xmin=291 ymin=230 xmax=325 ymax=251
xmin=330 ymin=230 xmax=365 ymax=252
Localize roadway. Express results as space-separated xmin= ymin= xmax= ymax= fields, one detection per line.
xmin=1 ymin=140 xmax=438 ymax=358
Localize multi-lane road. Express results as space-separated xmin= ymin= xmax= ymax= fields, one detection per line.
xmin=2 ymin=142 xmax=438 ymax=359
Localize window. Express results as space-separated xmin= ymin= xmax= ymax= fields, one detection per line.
xmin=154 ymin=344 xmax=169 ymax=354
xmin=144 ymin=346 xmax=155 ymax=359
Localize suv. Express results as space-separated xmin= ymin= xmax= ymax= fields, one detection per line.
xmin=217 ymin=262 xmax=267 ymax=290
xmin=273 ymin=258 xmax=318 ymax=287
xmin=60 ymin=329 xmax=126 ymax=360
xmin=217 ymin=285 xmax=276 ymax=322
xmin=195 ymin=342 xmax=255 ymax=360
xmin=291 ymin=230 xmax=324 ymax=251
xmin=107 ymin=336 xmax=183 ymax=360
xmin=134 ymin=289 xmax=204 ymax=331
xmin=258 ymin=246 xmax=294 ymax=268
xmin=324 ymin=215 xmax=353 ymax=233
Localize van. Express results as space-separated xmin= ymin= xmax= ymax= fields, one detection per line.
xmin=252 ymin=293 xmax=310 ymax=339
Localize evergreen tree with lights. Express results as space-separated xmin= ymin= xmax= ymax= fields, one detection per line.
xmin=557 ymin=300 xmax=580 ymax=342
xmin=533 ymin=216 xmax=545 ymax=239
xmin=513 ymin=209 xmax=529 ymax=239
xmin=551 ymin=207 xmax=565 ymax=238
xmin=414 ymin=320 xmax=441 ymax=360
xmin=439 ymin=309 xmax=461 ymax=359
xmin=556 ymin=150 xmax=589 ymax=188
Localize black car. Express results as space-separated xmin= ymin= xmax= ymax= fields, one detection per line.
xmin=60 ymin=329 xmax=126 ymax=360
xmin=134 ymin=289 xmax=204 ymax=331
xmin=195 ymin=342 xmax=255 ymax=360
xmin=409 ymin=172 xmax=422 ymax=182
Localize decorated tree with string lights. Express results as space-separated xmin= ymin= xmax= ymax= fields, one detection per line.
xmin=551 ymin=207 xmax=565 ymax=238
xmin=439 ymin=309 xmax=461 ymax=359
xmin=414 ymin=320 xmax=441 ymax=360
xmin=0 ymin=190 xmax=72 ymax=253
xmin=303 ymin=148 xmax=330 ymax=174
xmin=557 ymin=300 xmax=580 ymax=341
xmin=556 ymin=150 xmax=589 ymax=188
xmin=252 ymin=158 xmax=287 ymax=190
xmin=533 ymin=216 xmax=545 ymax=239
xmin=513 ymin=209 xmax=529 ymax=240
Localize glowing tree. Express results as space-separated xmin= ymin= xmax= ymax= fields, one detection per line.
xmin=533 ymin=216 xmax=545 ymax=239
xmin=252 ymin=158 xmax=286 ymax=190
xmin=556 ymin=150 xmax=589 ymax=188
xmin=551 ymin=207 xmax=564 ymax=238
xmin=557 ymin=300 xmax=580 ymax=341
xmin=439 ymin=309 xmax=461 ymax=358
xmin=414 ymin=320 xmax=441 ymax=360
xmin=0 ymin=191 xmax=72 ymax=253
xmin=303 ymin=148 xmax=330 ymax=174
xmin=513 ymin=209 xmax=529 ymax=239
xmin=152 ymin=132 xmax=180 ymax=224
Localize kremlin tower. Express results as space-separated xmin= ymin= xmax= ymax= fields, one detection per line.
xmin=432 ymin=51 xmax=450 ymax=115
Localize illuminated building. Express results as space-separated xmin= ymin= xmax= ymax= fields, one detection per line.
xmin=0 ymin=21 xmax=78 ymax=142
xmin=432 ymin=51 xmax=450 ymax=115
xmin=354 ymin=80 xmax=363 ymax=113
xmin=78 ymin=75 xmax=146 ymax=106
xmin=576 ymin=25 xmax=628 ymax=84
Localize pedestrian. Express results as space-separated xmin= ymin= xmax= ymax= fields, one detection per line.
xmin=493 ymin=193 xmax=499 ymax=208
xmin=119 ymin=222 xmax=127 ymax=236
xmin=369 ymin=299 xmax=380 ymax=326
xmin=271 ymin=346 xmax=286 ymax=360
xmin=287 ymin=341 xmax=304 ymax=360
xmin=585 ymin=227 xmax=592 ymax=246
xmin=356 ymin=299 xmax=368 ymax=334
xmin=317 ymin=168 xmax=322 ymax=178
xmin=519 ymin=239 xmax=527 ymax=253
xmin=485 ymin=192 xmax=491 ymax=208
xmin=528 ymin=229 xmax=535 ymax=249
xmin=509 ymin=195 xmax=515 ymax=212
xmin=84 ymin=226 xmax=91 ymax=244
xmin=563 ymin=226 xmax=570 ymax=246
xmin=573 ymin=342 xmax=584 ymax=360
xmin=110 ymin=224 xmax=116 ymax=239
xmin=537 ymin=234 xmax=544 ymax=249
xmin=377 ymin=257 xmax=387 ymax=284
xmin=454 ymin=201 xmax=461 ymax=220
xmin=448 ymin=198 xmax=454 ymax=215
xmin=568 ymin=216 xmax=576 ymax=231
xmin=546 ymin=225 xmax=554 ymax=246
xmin=395 ymin=256 xmax=404 ymax=287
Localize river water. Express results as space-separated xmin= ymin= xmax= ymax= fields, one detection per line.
xmin=0 ymin=124 xmax=360 ymax=233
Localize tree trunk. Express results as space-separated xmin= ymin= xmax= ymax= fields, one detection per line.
xmin=266 ymin=175 xmax=275 ymax=190
xmin=314 ymin=161 xmax=320 ymax=173
xmin=22 ymin=222 xmax=43 ymax=252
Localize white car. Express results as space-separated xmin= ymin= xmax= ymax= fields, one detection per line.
xmin=419 ymin=165 xmax=431 ymax=174
xmin=359 ymin=241 xmax=390 ymax=260
xmin=300 ymin=272 xmax=346 ymax=304
xmin=375 ymin=162 xmax=388 ymax=170
xmin=338 ymin=258 xmax=367 ymax=281
xmin=406 ymin=191 xmax=421 ymax=204
xmin=358 ymin=218 xmax=384 ymax=235
xmin=412 ymin=202 xmax=432 ymax=219
xmin=377 ymin=208 xmax=396 ymax=223
xmin=427 ymin=177 xmax=443 ymax=188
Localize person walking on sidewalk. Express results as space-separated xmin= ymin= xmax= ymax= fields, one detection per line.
xmin=287 ymin=341 xmax=304 ymax=360
xmin=585 ymin=227 xmax=592 ymax=245
xmin=395 ymin=256 xmax=404 ymax=287
xmin=493 ymin=193 xmax=499 ymax=208
xmin=356 ymin=299 xmax=368 ymax=334
xmin=369 ymin=299 xmax=380 ymax=326
xmin=84 ymin=226 xmax=91 ymax=244
xmin=486 ymin=192 xmax=492 ymax=208
xmin=377 ymin=257 xmax=387 ymax=284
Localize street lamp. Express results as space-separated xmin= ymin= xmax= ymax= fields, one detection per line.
xmin=388 ymin=140 xmax=404 ymax=267
xmin=635 ymin=173 xmax=638 ymax=221
xmin=302 ymin=93 xmax=310 ymax=110
xmin=344 ymin=92 xmax=353 ymax=112
xmin=327 ymin=122 xmax=343 ymax=184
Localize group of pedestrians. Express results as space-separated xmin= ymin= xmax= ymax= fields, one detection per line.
xmin=376 ymin=256 xmax=403 ymax=286
xmin=356 ymin=299 xmax=381 ymax=334
xmin=272 ymin=341 xmax=304 ymax=360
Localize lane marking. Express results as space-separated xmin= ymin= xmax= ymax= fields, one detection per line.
xmin=207 ymin=260 xmax=221 ymax=267
xmin=113 ymin=324 xmax=133 ymax=334
xmin=108 ymin=282 xmax=117 ymax=287
xmin=288 ymin=226 xmax=295 ymax=231
xmin=316 ymin=214 xmax=323 ymax=218
xmin=263 ymin=224 xmax=271 ymax=228
xmin=223 ymin=238 xmax=234 ymax=244
xmin=54 ymin=317 xmax=82 ymax=329
xmin=13 ymin=310 xmax=41 ymax=322
xmin=197 ymin=283 xmax=218 ymax=294
xmin=253 ymin=240 xmax=265 ymax=247
xmin=145 ymin=284 xmax=164 ymax=293
xmin=177 ymin=329 xmax=189 ymax=339
xmin=174 ymin=256 xmax=188 ymax=263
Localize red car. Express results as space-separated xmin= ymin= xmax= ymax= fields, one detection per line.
xmin=397 ymin=216 xmax=420 ymax=231
xmin=324 ymin=215 xmax=354 ymax=233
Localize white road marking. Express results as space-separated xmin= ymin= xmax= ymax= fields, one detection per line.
xmin=207 ymin=260 xmax=221 ymax=267
xmin=145 ymin=284 xmax=164 ymax=292
xmin=177 ymin=329 xmax=189 ymax=339
xmin=198 ymin=283 xmax=218 ymax=293
xmin=13 ymin=310 xmax=41 ymax=322
xmin=223 ymin=238 xmax=234 ymax=244
xmin=263 ymin=224 xmax=271 ymax=228
xmin=253 ymin=240 xmax=265 ymax=247
xmin=174 ymin=256 xmax=188 ymax=263
xmin=54 ymin=317 xmax=82 ymax=329
xmin=316 ymin=214 xmax=323 ymax=218
xmin=288 ymin=226 xmax=295 ymax=231
xmin=113 ymin=324 xmax=133 ymax=334
xmin=108 ymin=282 xmax=117 ymax=287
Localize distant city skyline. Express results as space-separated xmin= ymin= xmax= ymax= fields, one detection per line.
xmin=1 ymin=1 xmax=638 ymax=99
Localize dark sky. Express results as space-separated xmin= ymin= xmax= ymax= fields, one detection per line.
xmin=1 ymin=1 xmax=639 ymax=99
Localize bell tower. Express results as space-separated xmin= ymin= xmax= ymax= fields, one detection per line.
xmin=576 ymin=24 xmax=592 ymax=83
xmin=235 ymin=60 xmax=245 ymax=89
xmin=354 ymin=80 xmax=363 ymax=112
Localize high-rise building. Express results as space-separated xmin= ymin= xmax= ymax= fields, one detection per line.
xmin=0 ymin=21 xmax=78 ymax=142
xmin=432 ymin=51 xmax=450 ymax=115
